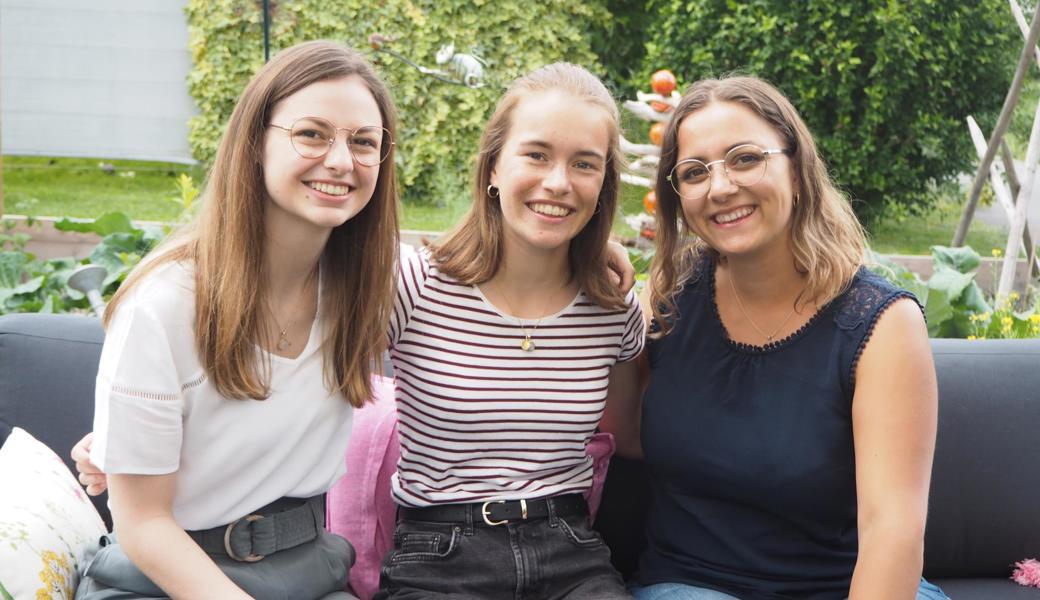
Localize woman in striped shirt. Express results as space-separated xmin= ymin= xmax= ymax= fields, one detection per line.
xmin=376 ymin=63 xmax=645 ymax=600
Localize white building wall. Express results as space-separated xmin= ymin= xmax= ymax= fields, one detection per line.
xmin=1 ymin=0 xmax=197 ymax=163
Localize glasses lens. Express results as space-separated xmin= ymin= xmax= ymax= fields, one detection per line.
xmin=350 ymin=126 xmax=392 ymax=166
xmin=670 ymin=160 xmax=711 ymax=199
xmin=725 ymin=145 xmax=768 ymax=187
xmin=290 ymin=118 xmax=335 ymax=159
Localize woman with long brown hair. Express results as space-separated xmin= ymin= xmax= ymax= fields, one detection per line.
xmin=374 ymin=62 xmax=644 ymax=599
xmin=75 ymin=41 xmax=397 ymax=599
xmin=611 ymin=75 xmax=946 ymax=600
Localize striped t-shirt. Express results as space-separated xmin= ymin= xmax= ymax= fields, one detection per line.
xmin=388 ymin=245 xmax=645 ymax=507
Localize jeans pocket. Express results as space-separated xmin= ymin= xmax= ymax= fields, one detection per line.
xmin=388 ymin=522 xmax=461 ymax=564
xmin=555 ymin=513 xmax=605 ymax=548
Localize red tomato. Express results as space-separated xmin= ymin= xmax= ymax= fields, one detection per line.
xmin=643 ymin=190 xmax=657 ymax=215
xmin=649 ymin=122 xmax=665 ymax=146
xmin=650 ymin=70 xmax=677 ymax=96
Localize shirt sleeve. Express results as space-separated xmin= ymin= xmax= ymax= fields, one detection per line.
xmin=388 ymin=243 xmax=429 ymax=348
xmin=617 ymin=289 xmax=646 ymax=363
xmin=90 ymin=297 xmax=185 ymax=475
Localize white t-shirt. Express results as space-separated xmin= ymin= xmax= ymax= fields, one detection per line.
xmin=90 ymin=262 xmax=354 ymax=530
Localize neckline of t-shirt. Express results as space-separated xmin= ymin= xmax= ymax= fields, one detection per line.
xmin=706 ymin=255 xmax=829 ymax=354
xmin=267 ymin=268 xmax=324 ymax=365
xmin=472 ymin=283 xmax=585 ymax=327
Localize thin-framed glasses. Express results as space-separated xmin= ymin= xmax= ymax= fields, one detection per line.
xmin=269 ymin=117 xmax=394 ymax=166
xmin=667 ymin=144 xmax=789 ymax=200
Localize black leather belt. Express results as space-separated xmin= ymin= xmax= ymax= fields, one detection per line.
xmin=186 ymin=495 xmax=324 ymax=562
xmin=399 ymin=493 xmax=587 ymax=527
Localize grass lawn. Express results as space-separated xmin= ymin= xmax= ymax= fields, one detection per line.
xmin=2 ymin=155 xmax=1014 ymax=256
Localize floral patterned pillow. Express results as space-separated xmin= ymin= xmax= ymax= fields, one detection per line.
xmin=0 ymin=427 xmax=106 ymax=600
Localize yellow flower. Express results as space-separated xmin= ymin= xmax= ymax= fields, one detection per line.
xmin=967 ymin=335 xmax=977 ymax=340
xmin=991 ymin=248 xmax=1003 ymax=257
xmin=1010 ymin=291 xmax=1020 ymax=301
xmin=35 ymin=550 xmax=72 ymax=599
xmin=1030 ymin=314 xmax=1040 ymax=324
xmin=981 ymin=312 xmax=992 ymax=321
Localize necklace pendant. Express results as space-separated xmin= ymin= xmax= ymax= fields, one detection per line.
xmin=520 ymin=336 xmax=535 ymax=352
xmin=277 ymin=335 xmax=291 ymax=351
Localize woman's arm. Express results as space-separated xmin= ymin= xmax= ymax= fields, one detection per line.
xmin=600 ymin=355 xmax=646 ymax=458
xmin=848 ymin=298 xmax=937 ymax=600
xmin=108 ymin=473 xmax=253 ymax=600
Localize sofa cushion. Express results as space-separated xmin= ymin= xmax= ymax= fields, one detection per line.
xmin=924 ymin=338 xmax=1040 ymax=578
xmin=0 ymin=313 xmax=108 ymax=526
xmin=0 ymin=427 xmax=107 ymax=599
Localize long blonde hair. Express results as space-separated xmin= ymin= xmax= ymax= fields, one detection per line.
xmin=650 ymin=75 xmax=866 ymax=336
xmin=431 ymin=62 xmax=627 ymax=310
xmin=105 ymin=41 xmax=399 ymax=407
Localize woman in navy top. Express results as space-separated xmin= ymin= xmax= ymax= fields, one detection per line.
xmin=603 ymin=76 xmax=946 ymax=600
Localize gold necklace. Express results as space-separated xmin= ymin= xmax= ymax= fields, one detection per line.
xmin=727 ymin=270 xmax=804 ymax=343
xmin=271 ymin=272 xmax=317 ymax=352
xmin=492 ymin=279 xmax=566 ymax=352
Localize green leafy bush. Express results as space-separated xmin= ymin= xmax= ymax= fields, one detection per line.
xmin=639 ymin=0 xmax=1017 ymax=224
xmin=0 ymin=215 xmax=162 ymax=315
xmin=869 ymin=245 xmax=1040 ymax=339
xmin=185 ymin=0 xmax=608 ymax=206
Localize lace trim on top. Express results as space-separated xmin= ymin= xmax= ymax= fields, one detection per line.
xmin=846 ymin=290 xmax=918 ymax=388
xmin=707 ymin=257 xmax=830 ymax=354
xmin=110 ymin=383 xmax=179 ymax=402
xmin=109 ymin=373 xmax=208 ymax=402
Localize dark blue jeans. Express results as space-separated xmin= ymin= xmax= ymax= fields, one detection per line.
xmin=376 ymin=504 xmax=630 ymax=600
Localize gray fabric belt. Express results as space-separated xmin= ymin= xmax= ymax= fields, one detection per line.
xmin=187 ymin=495 xmax=324 ymax=562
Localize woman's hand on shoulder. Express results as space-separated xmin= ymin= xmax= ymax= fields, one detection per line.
xmin=604 ymin=240 xmax=635 ymax=294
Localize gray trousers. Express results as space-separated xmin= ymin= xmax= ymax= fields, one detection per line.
xmin=75 ymin=530 xmax=359 ymax=600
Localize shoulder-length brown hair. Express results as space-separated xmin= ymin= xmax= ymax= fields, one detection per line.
xmin=650 ymin=75 xmax=866 ymax=335
xmin=430 ymin=62 xmax=626 ymax=310
xmin=105 ymin=41 xmax=399 ymax=407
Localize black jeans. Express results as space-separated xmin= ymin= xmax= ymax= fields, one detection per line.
xmin=376 ymin=502 xmax=630 ymax=600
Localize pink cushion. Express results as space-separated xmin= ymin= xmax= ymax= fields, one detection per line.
xmin=327 ymin=376 xmax=616 ymax=600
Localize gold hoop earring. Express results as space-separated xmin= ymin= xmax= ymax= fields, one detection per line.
xmin=487 ymin=185 xmax=499 ymax=198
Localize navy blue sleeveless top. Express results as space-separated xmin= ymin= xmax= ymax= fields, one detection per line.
xmin=637 ymin=254 xmax=918 ymax=600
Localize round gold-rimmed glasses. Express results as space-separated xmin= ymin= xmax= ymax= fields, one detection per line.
xmin=269 ymin=117 xmax=394 ymax=166
xmin=667 ymin=144 xmax=789 ymax=200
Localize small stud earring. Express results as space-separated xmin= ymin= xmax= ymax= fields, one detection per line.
xmin=487 ymin=185 xmax=499 ymax=198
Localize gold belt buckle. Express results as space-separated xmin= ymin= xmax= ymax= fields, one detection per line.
xmin=224 ymin=514 xmax=265 ymax=562
xmin=481 ymin=499 xmax=527 ymax=526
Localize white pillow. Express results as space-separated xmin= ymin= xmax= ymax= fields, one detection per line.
xmin=0 ymin=427 xmax=107 ymax=600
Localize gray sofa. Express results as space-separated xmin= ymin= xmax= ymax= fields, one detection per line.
xmin=2 ymin=313 xmax=1039 ymax=598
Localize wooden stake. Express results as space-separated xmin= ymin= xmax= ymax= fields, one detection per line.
xmin=952 ymin=5 xmax=1040 ymax=246
xmin=997 ymin=97 xmax=1040 ymax=300
xmin=967 ymin=117 xmax=1040 ymax=276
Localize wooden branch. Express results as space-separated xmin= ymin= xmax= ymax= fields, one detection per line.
xmin=1009 ymin=0 xmax=1040 ymax=69
xmin=967 ymin=116 xmax=1040 ymax=275
xmin=622 ymin=100 xmax=672 ymax=123
xmin=952 ymin=5 xmax=1040 ymax=246
xmin=620 ymin=172 xmax=654 ymax=188
xmin=1001 ymin=139 xmax=1040 ymax=277
xmin=997 ymin=97 xmax=1040 ymax=299
xmin=620 ymin=136 xmax=661 ymax=156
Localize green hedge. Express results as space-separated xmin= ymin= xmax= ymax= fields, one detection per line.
xmin=185 ymin=0 xmax=608 ymax=206
xmin=638 ymin=0 xmax=1018 ymax=223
